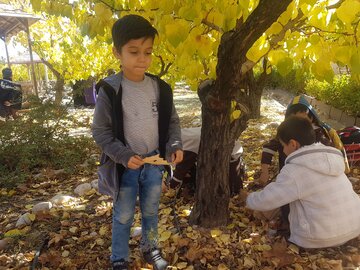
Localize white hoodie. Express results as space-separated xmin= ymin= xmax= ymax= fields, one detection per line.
xmin=247 ymin=143 xmax=360 ymax=248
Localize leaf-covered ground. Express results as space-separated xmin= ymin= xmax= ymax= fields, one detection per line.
xmin=0 ymin=88 xmax=359 ymax=270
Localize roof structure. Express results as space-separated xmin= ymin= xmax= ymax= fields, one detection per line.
xmin=0 ymin=3 xmax=39 ymax=39
xmin=0 ymin=3 xmax=40 ymax=95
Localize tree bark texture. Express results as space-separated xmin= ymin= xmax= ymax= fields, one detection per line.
xmin=190 ymin=0 xmax=292 ymax=227
xmin=41 ymin=58 xmax=65 ymax=105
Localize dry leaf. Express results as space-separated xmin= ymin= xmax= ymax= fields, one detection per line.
xmin=185 ymin=244 xmax=203 ymax=262
xmin=62 ymin=250 xmax=70 ymax=257
xmin=211 ymin=229 xmax=222 ymax=237
xmin=143 ymin=154 xmax=170 ymax=165
xmin=159 ymin=231 xmax=171 ymax=242
xmin=176 ymin=262 xmax=188 ymax=269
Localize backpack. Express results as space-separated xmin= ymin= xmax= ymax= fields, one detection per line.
xmin=337 ymin=126 xmax=360 ymax=144
xmin=337 ymin=126 xmax=360 ymax=166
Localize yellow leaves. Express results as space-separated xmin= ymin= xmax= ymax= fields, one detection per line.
xmin=194 ymin=35 xmax=213 ymax=59
xmin=161 ymin=207 xmax=172 ymax=215
xmin=308 ymin=6 xmax=327 ymax=29
xmin=231 ymin=110 xmax=241 ymax=121
xmin=28 ymin=214 xmax=36 ymax=222
xmin=336 ymin=0 xmax=360 ymax=25
xmin=277 ymin=3 xmax=293 ymax=26
xmin=268 ymin=50 xmax=288 ymax=65
xmin=165 ymin=20 xmax=190 ymax=48
xmin=350 ymin=49 xmax=360 ymax=75
xmin=309 ymin=35 xmax=320 ymax=46
xmin=158 ymin=0 xmax=174 ymax=14
xmin=210 ymin=229 xmax=222 ymax=238
xmin=159 ymin=231 xmax=172 ymax=242
xmin=268 ymin=50 xmax=293 ymax=76
xmin=243 ymin=256 xmax=256 ymax=268
xmin=30 ymin=0 xmax=42 ymax=11
xmin=334 ymin=46 xmax=352 ymax=65
xmin=230 ymin=100 xmax=242 ymax=123
xmin=312 ymin=56 xmax=334 ymax=83
xmin=266 ymin=22 xmax=283 ymax=36
xmin=219 ymin=233 xmax=230 ymax=244
xmin=4 ymin=229 xmax=23 ymax=238
xmin=95 ymin=238 xmax=105 ymax=246
xmin=207 ymin=11 xmax=224 ymax=29
xmin=179 ymin=3 xmax=201 ymax=21
xmin=94 ymin=3 xmax=111 ymax=18
xmin=99 ymin=225 xmax=108 ymax=236
xmin=4 ymin=226 xmax=31 ymax=238
xmin=246 ymin=34 xmax=270 ymax=63
xmin=254 ymin=244 xmax=272 ymax=251
xmin=176 ymin=262 xmax=188 ymax=269
xmin=183 ymin=61 xmax=204 ymax=81
xmin=217 ymin=263 xmax=229 ymax=270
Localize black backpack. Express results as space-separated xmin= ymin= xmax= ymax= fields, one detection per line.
xmin=337 ymin=126 xmax=360 ymax=145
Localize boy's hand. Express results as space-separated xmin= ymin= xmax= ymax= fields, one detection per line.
xmin=127 ymin=155 xmax=144 ymax=169
xmin=257 ymin=171 xmax=269 ymax=186
xmin=239 ymin=189 xmax=249 ymax=204
xmin=256 ymin=164 xmax=270 ymax=186
xmin=171 ymin=149 xmax=183 ymax=164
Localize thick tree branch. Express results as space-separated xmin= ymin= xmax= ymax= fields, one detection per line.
xmin=214 ymin=0 xmax=292 ymax=99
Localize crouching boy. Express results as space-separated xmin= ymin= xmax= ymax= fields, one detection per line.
xmin=246 ymin=116 xmax=360 ymax=248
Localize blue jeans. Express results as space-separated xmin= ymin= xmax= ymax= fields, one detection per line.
xmin=110 ymin=161 xmax=164 ymax=262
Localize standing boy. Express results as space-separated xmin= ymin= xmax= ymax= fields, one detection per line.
xmin=92 ymin=15 xmax=183 ymax=270
xmin=246 ymin=116 xmax=360 ymax=248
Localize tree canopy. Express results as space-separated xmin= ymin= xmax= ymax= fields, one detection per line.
xmin=22 ymin=0 xmax=360 ymax=227
xmin=27 ymin=0 xmax=360 ymax=87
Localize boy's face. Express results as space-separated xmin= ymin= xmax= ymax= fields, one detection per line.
xmin=280 ymin=139 xmax=300 ymax=156
xmin=293 ymin=111 xmax=308 ymax=119
xmin=113 ymin=37 xmax=154 ymax=82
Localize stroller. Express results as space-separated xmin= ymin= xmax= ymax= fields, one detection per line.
xmin=337 ymin=126 xmax=360 ymax=167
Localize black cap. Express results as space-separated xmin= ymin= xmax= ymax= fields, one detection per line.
xmin=2 ymin=68 xmax=12 ymax=79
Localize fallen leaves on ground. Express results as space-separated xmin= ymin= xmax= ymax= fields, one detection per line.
xmin=0 ymin=90 xmax=359 ymax=269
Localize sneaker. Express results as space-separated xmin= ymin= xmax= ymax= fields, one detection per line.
xmin=112 ymin=259 xmax=129 ymax=270
xmin=142 ymin=248 xmax=168 ymax=270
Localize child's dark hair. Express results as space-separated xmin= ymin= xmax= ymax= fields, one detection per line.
xmin=285 ymin=103 xmax=309 ymax=118
xmin=277 ymin=116 xmax=315 ymax=146
xmin=112 ymin=15 xmax=158 ymax=51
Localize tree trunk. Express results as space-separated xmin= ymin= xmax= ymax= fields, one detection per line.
xmin=248 ymin=68 xmax=269 ymax=119
xmin=190 ymin=0 xmax=292 ymax=227
xmin=41 ymin=58 xmax=65 ymax=105
xmin=189 ymin=86 xmax=233 ymax=227
xmin=54 ymin=78 xmax=65 ymax=105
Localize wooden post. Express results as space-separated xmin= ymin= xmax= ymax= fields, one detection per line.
xmin=2 ymin=36 xmax=11 ymax=67
xmin=23 ymin=19 xmax=38 ymax=96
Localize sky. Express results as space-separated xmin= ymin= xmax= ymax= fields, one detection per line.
xmin=0 ymin=37 xmax=28 ymax=64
